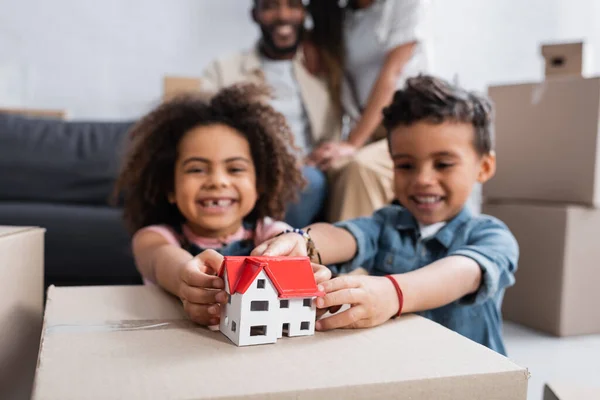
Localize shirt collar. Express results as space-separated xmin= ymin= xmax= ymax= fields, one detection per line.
xmin=395 ymin=206 xmax=473 ymax=248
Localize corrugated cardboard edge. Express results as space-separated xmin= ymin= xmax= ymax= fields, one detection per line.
xmin=0 ymin=226 xmax=43 ymax=238
xmin=31 ymin=285 xmax=55 ymax=400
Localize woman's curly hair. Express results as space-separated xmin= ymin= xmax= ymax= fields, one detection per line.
xmin=114 ymin=84 xmax=305 ymax=234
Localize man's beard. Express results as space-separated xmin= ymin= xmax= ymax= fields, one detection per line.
xmin=260 ymin=22 xmax=304 ymax=56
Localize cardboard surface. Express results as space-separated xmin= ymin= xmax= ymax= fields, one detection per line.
xmin=541 ymin=42 xmax=584 ymax=78
xmin=0 ymin=226 xmax=45 ymax=400
xmin=0 ymin=107 xmax=67 ymax=119
xmin=162 ymin=76 xmax=202 ymax=102
xmin=34 ymin=285 xmax=528 ymax=400
xmin=543 ymin=382 xmax=600 ymax=400
xmin=484 ymin=203 xmax=600 ymax=336
xmin=486 ymin=77 xmax=600 ymax=206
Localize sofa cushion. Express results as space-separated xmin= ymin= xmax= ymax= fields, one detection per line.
xmin=0 ymin=202 xmax=140 ymax=287
xmin=0 ymin=113 xmax=134 ymax=205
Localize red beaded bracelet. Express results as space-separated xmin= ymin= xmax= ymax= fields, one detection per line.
xmin=384 ymin=275 xmax=404 ymax=318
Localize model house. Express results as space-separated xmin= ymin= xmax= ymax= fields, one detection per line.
xmin=218 ymin=256 xmax=324 ymax=346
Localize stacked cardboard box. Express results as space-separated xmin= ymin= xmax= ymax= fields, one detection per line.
xmin=484 ymin=42 xmax=600 ymax=336
xmin=0 ymin=226 xmax=45 ymax=400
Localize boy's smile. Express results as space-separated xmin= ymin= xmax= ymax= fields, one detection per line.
xmin=390 ymin=121 xmax=496 ymax=225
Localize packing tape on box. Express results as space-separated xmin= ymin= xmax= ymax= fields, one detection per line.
xmin=44 ymin=319 xmax=220 ymax=334
xmin=531 ymin=82 xmax=547 ymax=105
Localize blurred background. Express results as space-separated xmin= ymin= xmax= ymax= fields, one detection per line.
xmin=1 ymin=0 xmax=599 ymax=119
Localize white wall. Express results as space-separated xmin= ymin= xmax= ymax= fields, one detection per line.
xmin=0 ymin=0 xmax=258 ymax=119
xmin=1 ymin=0 xmax=599 ymax=120
xmin=429 ymin=0 xmax=600 ymax=92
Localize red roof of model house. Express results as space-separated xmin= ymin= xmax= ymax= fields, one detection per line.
xmin=218 ymin=256 xmax=324 ymax=299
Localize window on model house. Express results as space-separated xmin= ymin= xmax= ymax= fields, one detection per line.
xmin=280 ymin=300 xmax=289 ymax=308
xmin=257 ymin=279 xmax=265 ymax=289
xmin=303 ymin=298 xmax=311 ymax=307
xmin=250 ymin=300 xmax=269 ymax=311
xmin=250 ymin=325 xmax=267 ymax=336
xmin=301 ymin=321 xmax=310 ymax=330
xmin=231 ymin=321 xmax=237 ymax=332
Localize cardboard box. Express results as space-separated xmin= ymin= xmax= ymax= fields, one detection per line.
xmin=0 ymin=107 xmax=67 ymax=119
xmin=486 ymin=76 xmax=600 ymax=206
xmin=163 ymin=76 xmax=202 ymax=102
xmin=0 ymin=226 xmax=45 ymax=400
xmin=483 ymin=202 xmax=600 ymax=336
xmin=543 ymin=382 xmax=600 ymax=400
xmin=33 ymin=285 xmax=528 ymax=399
xmin=541 ymin=42 xmax=584 ymax=78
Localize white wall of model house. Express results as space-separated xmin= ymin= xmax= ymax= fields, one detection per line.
xmin=220 ymin=269 xmax=317 ymax=346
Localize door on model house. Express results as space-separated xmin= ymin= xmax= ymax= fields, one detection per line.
xmin=282 ymin=323 xmax=290 ymax=336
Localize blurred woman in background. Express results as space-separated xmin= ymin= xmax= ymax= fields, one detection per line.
xmin=305 ymin=0 xmax=431 ymax=222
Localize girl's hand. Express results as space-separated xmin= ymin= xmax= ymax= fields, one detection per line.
xmin=178 ymin=249 xmax=228 ymax=326
xmin=251 ymin=232 xmax=307 ymax=257
xmin=315 ymin=275 xmax=400 ymax=331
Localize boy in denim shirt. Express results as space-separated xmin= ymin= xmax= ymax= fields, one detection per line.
xmin=253 ymin=75 xmax=518 ymax=355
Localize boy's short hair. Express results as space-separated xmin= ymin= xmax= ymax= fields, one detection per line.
xmin=383 ymin=75 xmax=494 ymax=155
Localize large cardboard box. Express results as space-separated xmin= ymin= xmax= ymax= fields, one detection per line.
xmin=486 ymin=76 xmax=600 ymax=206
xmin=0 ymin=226 xmax=45 ymax=400
xmin=33 ymin=285 xmax=528 ymax=399
xmin=483 ymin=202 xmax=600 ymax=336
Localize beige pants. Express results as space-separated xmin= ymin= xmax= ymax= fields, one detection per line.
xmin=326 ymin=139 xmax=394 ymax=222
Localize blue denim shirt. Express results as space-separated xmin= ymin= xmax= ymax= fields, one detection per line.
xmin=333 ymin=205 xmax=519 ymax=355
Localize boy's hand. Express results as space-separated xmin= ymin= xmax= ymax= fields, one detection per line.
xmin=314 ymin=275 xmax=400 ymax=331
xmin=178 ymin=249 xmax=227 ymax=326
xmin=312 ymin=262 xmax=331 ymax=285
xmin=311 ymin=262 xmax=332 ymax=319
xmin=251 ymin=233 xmax=307 ymax=257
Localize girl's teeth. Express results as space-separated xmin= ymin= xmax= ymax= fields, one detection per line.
xmin=416 ymin=196 xmax=440 ymax=204
xmin=201 ymin=199 xmax=233 ymax=207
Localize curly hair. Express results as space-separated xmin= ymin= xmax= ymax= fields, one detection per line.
xmin=114 ymin=84 xmax=305 ymax=234
xmin=383 ymin=75 xmax=494 ymax=155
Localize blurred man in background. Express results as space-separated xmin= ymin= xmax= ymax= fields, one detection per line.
xmin=201 ymin=0 xmax=341 ymax=228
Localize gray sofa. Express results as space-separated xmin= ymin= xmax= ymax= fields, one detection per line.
xmin=0 ymin=113 xmax=142 ymax=287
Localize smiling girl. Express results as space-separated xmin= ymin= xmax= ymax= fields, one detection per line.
xmin=114 ymin=84 xmax=329 ymax=326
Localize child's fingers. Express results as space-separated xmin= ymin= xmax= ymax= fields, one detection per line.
xmin=182 ymin=267 xmax=224 ymax=289
xmin=316 ymin=287 xmax=363 ymax=310
xmin=311 ymin=263 xmax=331 ymax=284
xmin=250 ymin=241 xmax=270 ymax=256
xmin=195 ymin=249 xmax=225 ymax=275
xmin=315 ymin=305 xmax=365 ymax=331
xmin=182 ymin=300 xmax=221 ymax=326
xmin=263 ymin=235 xmax=306 ymax=257
xmin=319 ymin=275 xmax=361 ymax=293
